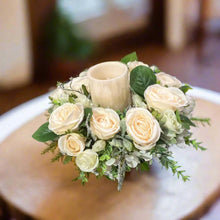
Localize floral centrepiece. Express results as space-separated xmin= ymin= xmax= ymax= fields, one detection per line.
xmin=33 ymin=52 xmax=210 ymax=191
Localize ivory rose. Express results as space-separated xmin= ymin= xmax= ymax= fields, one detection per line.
xmin=58 ymin=133 xmax=85 ymax=156
xmin=127 ymin=61 xmax=149 ymax=72
xmin=156 ymin=72 xmax=182 ymax=87
xmin=126 ymin=108 xmax=161 ymax=150
xmin=49 ymin=103 xmax=84 ymax=135
xmin=144 ymin=84 xmax=188 ymax=112
xmin=76 ymin=149 xmax=99 ymax=172
xmin=90 ymin=108 xmax=120 ymax=140
xmin=64 ymin=76 xmax=89 ymax=92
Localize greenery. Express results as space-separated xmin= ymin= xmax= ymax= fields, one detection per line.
xmin=121 ymin=51 xmax=138 ymax=64
xmin=130 ymin=66 xmax=156 ymax=97
xmin=175 ymin=110 xmax=195 ymax=129
xmin=191 ymin=117 xmax=211 ymax=126
xmin=45 ymin=7 xmax=94 ymax=59
xmin=32 ymin=122 xmax=58 ymax=142
xmin=179 ymin=84 xmax=192 ymax=94
xmin=41 ymin=141 xmax=57 ymax=155
xmin=82 ymin=84 xmax=89 ymax=97
xmin=73 ymin=171 xmax=89 ymax=185
xmin=63 ymin=155 xmax=72 ymax=164
xmin=151 ymin=144 xmax=190 ymax=182
xmin=140 ymin=161 xmax=150 ymax=172
xmin=51 ymin=152 xmax=64 ymax=162
xmin=184 ymin=134 xmax=206 ymax=151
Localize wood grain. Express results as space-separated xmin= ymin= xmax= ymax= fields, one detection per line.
xmin=0 ymin=98 xmax=219 ymax=220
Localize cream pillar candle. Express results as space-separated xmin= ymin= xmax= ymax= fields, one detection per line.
xmin=88 ymin=61 xmax=130 ymax=111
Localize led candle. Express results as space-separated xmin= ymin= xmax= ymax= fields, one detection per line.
xmin=88 ymin=61 xmax=130 ymax=111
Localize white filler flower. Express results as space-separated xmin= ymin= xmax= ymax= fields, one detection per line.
xmin=64 ymin=76 xmax=90 ymax=93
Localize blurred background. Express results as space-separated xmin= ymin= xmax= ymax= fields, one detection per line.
xmin=0 ymin=0 xmax=220 ymax=115
xmin=0 ymin=0 xmax=220 ymax=219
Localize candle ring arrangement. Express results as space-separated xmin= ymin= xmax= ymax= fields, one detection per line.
xmin=33 ymin=52 xmax=210 ymax=191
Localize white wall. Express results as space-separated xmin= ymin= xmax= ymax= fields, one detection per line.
xmin=0 ymin=0 xmax=32 ymax=89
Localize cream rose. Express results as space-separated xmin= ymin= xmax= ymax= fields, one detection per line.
xmin=144 ymin=84 xmax=188 ymax=112
xmin=126 ymin=108 xmax=161 ymax=150
xmin=127 ymin=61 xmax=149 ymax=72
xmin=58 ymin=133 xmax=85 ymax=156
xmin=156 ymin=72 xmax=182 ymax=87
xmin=76 ymin=149 xmax=99 ymax=172
xmin=64 ymin=76 xmax=89 ymax=93
xmin=90 ymin=108 xmax=120 ymax=140
xmin=49 ymin=103 xmax=84 ymax=135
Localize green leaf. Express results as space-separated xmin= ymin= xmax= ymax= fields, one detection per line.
xmin=32 ymin=122 xmax=58 ymax=142
xmin=123 ymin=139 xmax=133 ymax=151
xmin=73 ymin=171 xmax=88 ymax=185
xmin=180 ymin=115 xmax=196 ymax=129
xmin=175 ymin=110 xmax=181 ymax=123
xmin=191 ymin=117 xmax=210 ymax=126
xmin=99 ymin=154 xmax=111 ymax=161
xmin=130 ymin=66 xmax=156 ymax=97
xmin=69 ymin=94 xmax=77 ymax=103
xmin=121 ymin=51 xmax=138 ymax=64
xmin=84 ymin=108 xmax=93 ymax=120
xmin=82 ymin=84 xmax=89 ymax=97
xmin=140 ymin=161 xmax=150 ymax=172
xmin=63 ymin=155 xmax=72 ymax=164
xmin=51 ymin=152 xmax=63 ymax=162
xmin=179 ymin=84 xmax=192 ymax=94
xmin=120 ymin=118 xmax=127 ymax=137
xmin=184 ymin=134 xmax=206 ymax=151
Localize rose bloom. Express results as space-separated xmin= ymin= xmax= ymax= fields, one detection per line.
xmin=126 ymin=108 xmax=161 ymax=150
xmin=90 ymin=108 xmax=120 ymax=140
xmin=156 ymin=72 xmax=182 ymax=87
xmin=76 ymin=149 xmax=99 ymax=172
xmin=49 ymin=103 xmax=84 ymax=135
xmin=144 ymin=84 xmax=188 ymax=112
xmin=58 ymin=133 xmax=85 ymax=156
xmin=127 ymin=61 xmax=149 ymax=72
xmin=64 ymin=76 xmax=89 ymax=93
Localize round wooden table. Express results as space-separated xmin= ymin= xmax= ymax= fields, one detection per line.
xmin=0 ymin=88 xmax=220 ymax=220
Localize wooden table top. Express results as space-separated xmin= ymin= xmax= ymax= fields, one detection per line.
xmin=0 ymin=98 xmax=220 ymax=220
